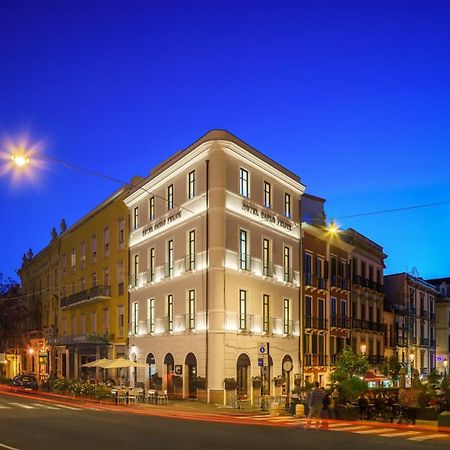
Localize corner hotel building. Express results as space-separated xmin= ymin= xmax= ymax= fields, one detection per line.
xmin=125 ymin=130 xmax=305 ymax=404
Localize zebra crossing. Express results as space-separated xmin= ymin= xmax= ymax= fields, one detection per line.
xmin=0 ymin=402 xmax=87 ymax=411
xmin=246 ymin=415 xmax=450 ymax=442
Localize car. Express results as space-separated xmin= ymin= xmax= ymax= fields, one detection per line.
xmin=9 ymin=374 xmax=38 ymax=392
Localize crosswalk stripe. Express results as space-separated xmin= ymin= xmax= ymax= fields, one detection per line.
xmin=354 ymin=428 xmax=395 ymax=434
xmin=327 ymin=423 xmax=352 ymax=428
xmin=8 ymin=402 xmax=34 ymax=409
xmin=331 ymin=425 xmax=372 ymax=432
xmin=378 ymin=431 xmax=421 ymax=437
xmin=53 ymin=404 xmax=82 ymax=410
xmin=0 ymin=405 xmax=11 ymax=409
xmin=31 ymin=403 xmax=60 ymax=410
xmin=408 ymin=434 xmax=449 ymax=441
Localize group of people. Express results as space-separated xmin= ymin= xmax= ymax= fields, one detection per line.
xmin=357 ymin=391 xmax=400 ymax=422
xmin=305 ymin=382 xmax=339 ymax=426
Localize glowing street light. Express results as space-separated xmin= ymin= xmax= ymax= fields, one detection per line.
xmin=327 ymin=221 xmax=339 ymax=234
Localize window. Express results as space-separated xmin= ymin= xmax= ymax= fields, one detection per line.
xmin=71 ymin=316 xmax=76 ymax=336
xmin=91 ymin=272 xmax=97 ymax=287
xmin=166 ymin=240 xmax=174 ymax=277
xmin=284 ymin=299 xmax=291 ymax=334
xmin=149 ymin=248 xmax=155 ymax=282
xmin=341 ymin=300 xmax=347 ymax=317
xmin=239 ymin=290 xmax=247 ymax=330
xmin=284 ymin=246 xmax=291 ymax=282
xmin=318 ymin=298 xmax=325 ymax=328
xmin=131 ymin=302 xmax=138 ymax=335
xmin=305 ymin=296 xmax=312 ymax=328
xmin=103 ymin=227 xmax=110 ymax=256
xmin=91 ymin=235 xmax=97 ymax=262
xmin=133 ymin=207 xmax=139 ymax=230
xmin=133 ymin=254 xmax=139 ymax=286
xmin=239 ymin=168 xmax=249 ymax=197
xmin=331 ymin=297 xmax=337 ymax=317
xmin=81 ymin=314 xmax=86 ymax=335
xmin=239 ymin=230 xmax=249 ymax=270
xmin=103 ymin=267 xmax=109 ymax=286
xmin=263 ymin=181 xmax=271 ymax=208
xmin=103 ymin=308 xmax=109 ymax=335
xmin=80 ymin=277 xmax=86 ymax=291
xmin=263 ymin=294 xmax=270 ymax=333
xmin=187 ymin=230 xmax=195 ymax=271
xmin=81 ymin=241 xmax=86 ymax=268
xmin=90 ymin=311 xmax=97 ymax=334
xmin=188 ymin=289 xmax=195 ymax=330
xmin=167 ymin=184 xmax=174 ymax=210
xmin=118 ymin=218 xmax=125 ymax=249
xmin=167 ymin=294 xmax=173 ymax=332
xmin=262 ymin=238 xmax=272 ymax=276
xmin=304 ymin=252 xmax=312 ymax=284
xmin=118 ymin=305 xmax=125 ymax=338
xmin=117 ymin=260 xmax=124 ymax=295
xmin=188 ymin=170 xmax=195 ymax=199
xmin=149 ymin=196 xmax=155 ymax=221
xmin=71 ymin=248 xmax=76 ymax=272
xmin=147 ymin=298 xmax=154 ymax=334
xmin=284 ymin=193 xmax=291 ymax=218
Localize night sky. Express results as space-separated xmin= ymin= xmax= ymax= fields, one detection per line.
xmin=1 ymin=0 xmax=449 ymax=281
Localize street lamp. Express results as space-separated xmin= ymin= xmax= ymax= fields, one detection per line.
xmin=360 ymin=343 xmax=367 ymax=355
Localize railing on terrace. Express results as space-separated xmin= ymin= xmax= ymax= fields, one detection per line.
xmin=60 ymin=285 xmax=111 ymax=309
xmin=305 ymin=316 xmax=327 ymax=330
xmin=330 ymin=316 xmax=351 ymax=328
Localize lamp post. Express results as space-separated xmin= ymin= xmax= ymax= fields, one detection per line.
xmin=409 ymin=351 xmax=415 ymax=385
xmin=360 ymin=343 xmax=367 ymax=356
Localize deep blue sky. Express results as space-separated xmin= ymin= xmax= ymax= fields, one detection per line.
xmin=1 ymin=0 xmax=449 ymax=281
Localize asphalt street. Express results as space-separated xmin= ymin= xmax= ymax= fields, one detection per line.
xmin=0 ymin=392 xmax=448 ymax=450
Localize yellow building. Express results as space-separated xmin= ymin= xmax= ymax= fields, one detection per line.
xmin=52 ymin=187 xmax=130 ymax=380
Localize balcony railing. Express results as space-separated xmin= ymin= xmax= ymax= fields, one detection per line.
xmin=304 ymin=354 xmax=327 ymax=366
xmin=304 ymin=273 xmax=313 ymax=286
xmin=353 ymin=275 xmax=362 ymax=285
xmin=239 ymin=314 xmax=255 ymax=332
xmin=331 ymin=316 xmax=351 ymax=328
xmin=377 ymin=283 xmax=385 ymax=293
xmin=262 ymin=261 xmax=274 ymax=277
xmin=331 ymin=276 xmax=350 ymax=290
xmin=419 ymin=337 xmax=429 ymax=346
xmin=48 ymin=333 xmax=113 ymax=346
xmin=305 ymin=316 xmax=327 ymax=330
xmin=239 ymin=254 xmax=252 ymax=271
xmin=283 ymin=268 xmax=294 ymax=283
xmin=368 ymin=355 xmax=385 ymax=365
xmin=164 ymin=262 xmax=174 ymax=278
xmin=362 ymin=278 xmax=370 ymax=288
xmin=60 ymin=285 xmax=111 ymax=309
xmin=420 ymin=310 xmax=429 ymax=319
xmin=317 ymin=278 xmax=328 ymax=289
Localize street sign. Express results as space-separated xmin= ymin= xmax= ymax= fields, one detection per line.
xmin=258 ymin=342 xmax=269 ymax=356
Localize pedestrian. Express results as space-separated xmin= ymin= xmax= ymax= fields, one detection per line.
xmin=321 ymin=391 xmax=331 ymax=425
xmin=357 ymin=392 xmax=369 ymax=420
xmin=306 ymin=382 xmax=325 ymax=427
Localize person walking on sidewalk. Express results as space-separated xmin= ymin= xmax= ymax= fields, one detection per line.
xmin=306 ymin=382 xmax=325 ymax=427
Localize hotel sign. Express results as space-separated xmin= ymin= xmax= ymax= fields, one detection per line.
xmin=142 ymin=211 xmax=182 ymax=236
xmin=242 ymin=201 xmax=292 ymax=231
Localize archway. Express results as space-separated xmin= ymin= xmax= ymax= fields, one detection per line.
xmin=237 ymin=353 xmax=251 ymax=396
xmin=164 ymin=353 xmax=175 ymax=397
xmin=185 ymin=352 xmax=197 ymax=398
xmin=146 ymin=353 xmax=156 ymax=388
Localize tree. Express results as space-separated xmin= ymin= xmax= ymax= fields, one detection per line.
xmin=334 ymin=347 xmax=369 ymax=378
xmin=378 ymin=355 xmax=402 ymax=384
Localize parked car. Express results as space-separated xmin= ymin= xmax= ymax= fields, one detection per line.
xmin=9 ymin=374 xmax=38 ymax=392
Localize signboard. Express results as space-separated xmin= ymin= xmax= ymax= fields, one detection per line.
xmin=258 ymin=343 xmax=269 ymax=367
xmin=174 ymin=365 xmax=182 ymax=375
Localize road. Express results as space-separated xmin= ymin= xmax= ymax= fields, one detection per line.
xmin=0 ymin=391 xmax=448 ymax=450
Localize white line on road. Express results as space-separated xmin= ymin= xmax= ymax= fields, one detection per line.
xmin=378 ymin=431 xmax=421 ymax=437
xmin=53 ymin=404 xmax=82 ymax=410
xmin=7 ymin=403 xmax=34 ymax=409
xmin=354 ymin=428 xmax=395 ymax=434
xmin=0 ymin=442 xmax=20 ymax=450
xmin=327 ymin=423 xmax=352 ymax=428
xmin=0 ymin=405 xmax=11 ymax=409
xmin=330 ymin=425 xmax=372 ymax=432
xmin=31 ymin=403 xmax=60 ymax=410
xmin=408 ymin=434 xmax=449 ymax=441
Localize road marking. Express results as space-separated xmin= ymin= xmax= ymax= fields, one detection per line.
xmin=31 ymin=403 xmax=60 ymax=410
xmin=327 ymin=423 xmax=352 ymax=428
xmin=408 ymin=434 xmax=449 ymax=441
xmin=0 ymin=442 xmax=20 ymax=450
xmin=0 ymin=405 xmax=11 ymax=409
xmin=354 ymin=428 xmax=395 ymax=434
xmin=7 ymin=403 xmax=34 ymax=409
xmin=330 ymin=425 xmax=371 ymax=432
xmin=53 ymin=404 xmax=82 ymax=410
xmin=378 ymin=431 xmax=421 ymax=437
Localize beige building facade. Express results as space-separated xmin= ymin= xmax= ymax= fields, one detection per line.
xmin=125 ymin=130 xmax=305 ymax=404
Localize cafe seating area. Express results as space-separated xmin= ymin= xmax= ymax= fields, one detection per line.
xmin=111 ymin=386 xmax=168 ymax=405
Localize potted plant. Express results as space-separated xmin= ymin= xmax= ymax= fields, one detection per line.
xmin=273 ymin=375 xmax=285 ymax=387
xmin=224 ymin=377 xmax=238 ymax=390
xmin=252 ymin=375 xmax=262 ymax=389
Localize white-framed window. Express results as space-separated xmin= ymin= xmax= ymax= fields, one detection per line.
xmin=263 ymin=181 xmax=271 ymax=208
xmin=133 ymin=254 xmax=139 ymax=286
xmin=188 ymin=289 xmax=195 ymax=330
xmin=167 ymin=184 xmax=174 ymax=210
xmin=284 ymin=246 xmax=292 ymax=282
xmin=239 ymin=229 xmax=249 ymax=270
xmin=263 ymin=294 xmax=270 ymax=333
xmin=239 ymin=289 xmax=247 ymax=330
xmin=133 ymin=206 xmax=139 ymax=230
xmin=262 ymin=238 xmax=272 ymax=276
xmin=70 ymin=248 xmax=76 ymax=272
xmin=187 ymin=230 xmax=195 ymax=271
xmin=147 ymin=298 xmax=154 ymax=334
xmin=149 ymin=247 xmax=155 ymax=282
xmin=283 ymin=298 xmax=291 ymax=334
xmin=149 ymin=196 xmax=155 ymax=221
xmin=118 ymin=218 xmax=125 ymax=250
xmin=188 ymin=170 xmax=195 ymax=200
xmin=284 ymin=193 xmax=291 ymax=218
xmin=166 ymin=239 xmax=174 ymax=277
xmin=117 ymin=260 xmax=124 ymax=295
xmin=239 ymin=168 xmax=249 ymax=197
xmin=167 ymin=294 xmax=174 ymax=332
xmin=103 ymin=227 xmax=110 ymax=256
xmin=131 ymin=302 xmax=138 ymax=335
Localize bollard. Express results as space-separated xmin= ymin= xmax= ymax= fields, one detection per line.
xmin=295 ymin=403 xmax=305 ymax=417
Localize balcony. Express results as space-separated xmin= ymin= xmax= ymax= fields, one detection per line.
xmin=353 ymin=275 xmax=362 ymax=286
xmin=164 ymin=262 xmax=174 ymax=278
xmin=419 ymin=337 xmax=429 ymax=346
xmin=239 ymin=314 xmax=255 ymax=332
xmin=60 ymin=285 xmax=111 ymax=309
xmin=283 ymin=268 xmax=294 ymax=283
xmin=376 ymin=283 xmax=384 ymax=293
xmin=317 ymin=278 xmax=328 ymax=290
xmin=239 ymin=254 xmax=252 ymax=271
xmin=48 ymin=333 xmax=113 ymax=346
xmin=330 ymin=316 xmax=351 ymax=328
xmin=304 ymin=353 xmax=327 ymax=366
xmin=368 ymin=355 xmax=385 ymax=365
xmin=397 ymin=336 xmax=408 ymax=347
xmin=262 ymin=261 xmax=274 ymax=278
xmin=330 ymin=354 xmax=338 ymax=365
xmin=304 ymin=273 xmax=313 ymax=287
xmin=305 ymin=316 xmax=327 ymax=330
xmin=331 ymin=276 xmax=350 ymax=291
xmin=362 ymin=278 xmax=370 ymax=288
xmin=420 ymin=310 xmax=429 ymax=319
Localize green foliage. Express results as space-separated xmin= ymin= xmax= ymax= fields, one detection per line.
xmin=52 ymin=378 xmax=113 ymax=400
xmin=378 ymin=355 xmax=402 ymax=382
xmin=440 ymin=374 xmax=450 ymax=405
xmin=338 ymin=377 xmax=368 ymax=403
xmin=335 ymin=347 xmax=369 ymax=378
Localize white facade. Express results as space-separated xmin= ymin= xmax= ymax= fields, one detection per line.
xmin=124 ymin=131 xmax=305 ymax=404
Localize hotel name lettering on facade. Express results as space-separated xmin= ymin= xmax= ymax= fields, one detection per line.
xmin=142 ymin=211 xmax=182 ymax=236
xmin=242 ymin=201 xmax=292 ymax=231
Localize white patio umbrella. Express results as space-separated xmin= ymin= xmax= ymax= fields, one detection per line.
xmin=103 ymin=357 xmax=148 ymax=369
xmin=81 ymin=358 xmax=113 ymax=368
